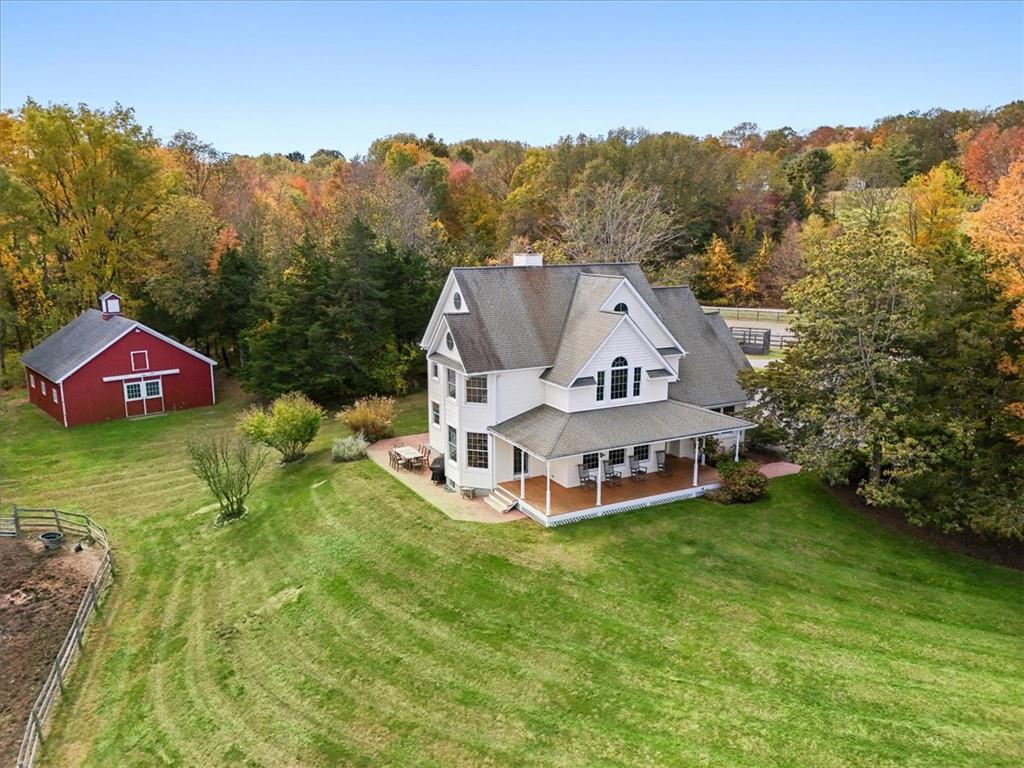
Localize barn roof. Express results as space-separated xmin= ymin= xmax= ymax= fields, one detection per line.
xmin=21 ymin=309 xmax=215 ymax=382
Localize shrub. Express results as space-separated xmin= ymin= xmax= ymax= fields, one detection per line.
xmin=712 ymin=460 xmax=768 ymax=504
xmin=332 ymin=434 xmax=369 ymax=462
xmin=186 ymin=436 xmax=268 ymax=524
xmin=338 ymin=395 xmax=395 ymax=442
xmin=240 ymin=392 xmax=324 ymax=463
xmin=702 ymin=436 xmax=736 ymax=466
xmin=747 ymin=420 xmax=788 ymax=450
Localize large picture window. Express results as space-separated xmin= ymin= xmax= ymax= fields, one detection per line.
xmin=610 ymin=357 xmax=629 ymax=399
xmin=466 ymin=376 xmax=488 ymax=404
xmin=466 ymin=432 xmax=489 ymax=468
xmin=633 ymin=366 xmax=642 ymax=397
xmin=447 ymin=368 xmax=457 ymax=399
xmin=448 ymin=426 xmax=457 ymax=462
xmin=596 ymin=371 xmax=605 ymax=401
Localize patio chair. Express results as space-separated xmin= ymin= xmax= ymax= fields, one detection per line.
xmin=388 ymin=449 xmax=400 ymax=470
xmin=602 ymin=460 xmax=622 ymax=486
xmin=629 ymin=455 xmax=648 ymax=482
xmin=656 ymin=450 xmax=670 ymax=476
xmin=577 ymin=464 xmax=596 ymax=489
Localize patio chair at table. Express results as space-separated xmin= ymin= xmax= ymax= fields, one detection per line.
xmin=577 ymin=464 xmax=596 ymax=490
xmin=602 ymin=460 xmax=622 ymax=486
xmin=629 ymin=455 xmax=648 ymax=482
xmin=656 ymin=450 xmax=671 ymax=476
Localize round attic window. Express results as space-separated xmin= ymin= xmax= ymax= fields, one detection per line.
xmin=453 ymin=292 xmax=462 ymax=310
xmin=446 ymin=332 xmax=454 ymax=350
xmin=614 ymin=302 xmax=629 ymax=313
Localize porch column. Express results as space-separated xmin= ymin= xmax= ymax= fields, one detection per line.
xmin=520 ymin=461 xmax=526 ymax=499
xmin=692 ymin=438 xmax=700 ymax=487
xmin=734 ymin=430 xmax=740 ymax=462
xmin=545 ymin=461 xmax=551 ymax=516
xmin=596 ymin=453 xmax=603 ymax=506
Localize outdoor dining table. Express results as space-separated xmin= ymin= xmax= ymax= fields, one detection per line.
xmin=394 ymin=446 xmax=423 ymax=467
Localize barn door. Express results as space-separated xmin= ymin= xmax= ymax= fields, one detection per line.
xmin=143 ymin=378 xmax=164 ymax=414
xmin=124 ymin=380 xmax=146 ymax=417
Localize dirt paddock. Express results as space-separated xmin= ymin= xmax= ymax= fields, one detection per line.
xmin=0 ymin=536 xmax=103 ymax=765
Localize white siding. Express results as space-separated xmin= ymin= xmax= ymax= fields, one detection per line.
xmin=602 ymin=282 xmax=678 ymax=350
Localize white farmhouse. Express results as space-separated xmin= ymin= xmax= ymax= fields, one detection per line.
xmin=420 ymin=253 xmax=755 ymax=526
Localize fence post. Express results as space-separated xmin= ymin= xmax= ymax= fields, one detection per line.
xmin=13 ymin=505 xmax=21 ymax=537
xmin=53 ymin=509 xmax=63 ymax=534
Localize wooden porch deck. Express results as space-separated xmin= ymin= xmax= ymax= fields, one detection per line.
xmin=499 ymin=455 xmax=720 ymax=517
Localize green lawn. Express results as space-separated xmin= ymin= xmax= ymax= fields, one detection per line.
xmin=2 ymin=385 xmax=1022 ymax=767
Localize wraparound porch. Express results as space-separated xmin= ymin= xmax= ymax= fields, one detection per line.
xmin=498 ymin=454 xmax=720 ymax=523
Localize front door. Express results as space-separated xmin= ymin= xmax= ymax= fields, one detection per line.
xmin=513 ymin=447 xmax=529 ymax=476
xmin=124 ymin=380 xmax=145 ymax=417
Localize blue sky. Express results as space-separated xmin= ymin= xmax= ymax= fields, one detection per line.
xmin=2 ymin=1 xmax=1021 ymax=157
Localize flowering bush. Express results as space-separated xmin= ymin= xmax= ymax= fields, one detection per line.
xmin=712 ymin=460 xmax=768 ymax=503
xmin=338 ymin=395 xmax=395 ymax=442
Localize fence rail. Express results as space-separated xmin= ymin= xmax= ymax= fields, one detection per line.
xmin=702 ymin=305 xmax=796 ymax=324
xmin=6 ymin=507 xmax=114 ymax=768
xmin=730 ymin=326 xmax=798 ymax=353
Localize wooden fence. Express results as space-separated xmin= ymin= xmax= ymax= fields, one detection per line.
xmin=730 ymin=326 xmax=798 ymax=353
xmin=5 ymin=507 xmax=114 ymax=768
xmin=702 ymin=305 xmax=795 ymax=324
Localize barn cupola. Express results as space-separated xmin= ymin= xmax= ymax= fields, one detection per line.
xmin=99 ymin=291 xmax=122 ymax=319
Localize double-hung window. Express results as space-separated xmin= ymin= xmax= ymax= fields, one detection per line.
xmin=431 ymin=401 xmax=440 ymax=426
xmin=431 ymin=362 xmax=439 ymax=380
xmin=465 ymin=376 xmax=487 ymax=404
xmin=466 ymin=432 xmax=489 ymax=468
xmin=596 ymin=371 xmax=605 ymax=401
xmin=610 ymin=357 xmax=628 ymax=400
xmin=582 ymin=453 xmax=599 ymax=470
xmin=633 ymin=444 xmax=650 ymax=461
xmin=608 ymin=448 xmax=625 ymax=466
xmin=446 ymin=368 xmax=457 ymax=400
xmin=447 ymin=426 xmax=457 ymax=462
xmin=633 ymin=367 xmax=642 ymax=397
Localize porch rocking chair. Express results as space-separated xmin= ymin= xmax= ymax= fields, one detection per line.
xmin=602 ymin=460 xmax=622 ymax=486
xmin=655 ymin=450 xmax=670 ymax=476
xmin=577 ymin=464 xmax=596 ymax=490
xmin=629 ymin=456 xmax=648 ymax=482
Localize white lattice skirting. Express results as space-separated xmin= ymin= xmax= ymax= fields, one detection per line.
xmin=517 ymin=483 xmax=720 ymax=527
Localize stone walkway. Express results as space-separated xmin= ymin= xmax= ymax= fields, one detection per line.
xmin=758 ymin=461 xmax=802 ymax=479
xmin=368 ymin=434 xmax=526 ymax=524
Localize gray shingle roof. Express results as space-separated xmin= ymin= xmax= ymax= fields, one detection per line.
xmin=21 ymin=309 xmax=136 ymax=381
xmin=490 ymin=401 xmax=753 ymax=460
xmin=441 ymin=263 xmax=671 ymax=374
xmin=655 ymin=287 xmax=751 ymax=408
xmin=541 ymin=274 xmax=624 ymax=386
xmin=427 ymin=352 xmax=465 ymax=374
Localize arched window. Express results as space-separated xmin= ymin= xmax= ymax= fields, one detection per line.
xmin=613 ymin=302 xmax=628 ymax=313
xmin=453 ymin=292 xmax=462 ymax=310
xmin=610 ymin=356 xmax=629 ymax=399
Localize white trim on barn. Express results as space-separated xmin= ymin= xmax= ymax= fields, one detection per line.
xmin=59 ymin=381 xmax=68 ymax=428
xmin=103 ymin=368 xmax=180 ymax=382
xmin=130 ymin=350 xmax=149 ymax=371
xmin=54 ymin=324 xmax=216 ymax=383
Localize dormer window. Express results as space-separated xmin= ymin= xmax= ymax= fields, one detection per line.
xmin=610 ymin=356 xmax=629 ymax=399
xmin=453 ymin=292 xmax=462 ymax=310
xmin=614 ymin=302 xmax=628 ymax=313
xmin=446 ymin=332 xmax=454 ymax=351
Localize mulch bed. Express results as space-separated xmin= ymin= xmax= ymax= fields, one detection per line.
xmin=0 ymin=537 xmax=102 ymax=765
xmin=825 ymin=483 xmax=1024 ymax=572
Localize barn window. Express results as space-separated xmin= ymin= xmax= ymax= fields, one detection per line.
xmin=131 ymin=350 xmax=149 ymax=371
xmin=610 ymin=357 xmax=628 ymax=399
xmin=52 ymin=389 xmax=59 ymax=404
xmin=614 ymin=302 xmax=628 ymax=313
xmin=41 ymin=381 xmax=47 ymax=396
xmin=29 ymin=374 xmax=35 ymax=388
xmin=145 ymin=380 xmax=162 ymax=398
xmin=124 ymin=382 xmax=143 ymax=401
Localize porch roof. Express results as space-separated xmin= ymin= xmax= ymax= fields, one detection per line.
xmin=489 ymin=401 xmax=754 ymax=460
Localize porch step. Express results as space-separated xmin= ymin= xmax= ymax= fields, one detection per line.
xmin=484 ymin=485 xmax=518 ymax=513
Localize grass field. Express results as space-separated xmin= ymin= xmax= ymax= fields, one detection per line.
xmin=2 ymin=383 xmax=1022 ymax=767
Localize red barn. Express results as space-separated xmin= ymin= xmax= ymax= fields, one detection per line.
xmin=20 ymin=292 xmax=217 ymax=428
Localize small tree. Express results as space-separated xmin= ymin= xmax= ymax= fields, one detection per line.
xmin=338 ymin=395 xmax=396 ymax=442
xmin=240 ymin=392 xmax=324 ymax=463
xmin=186 ymin=436 xmax=267 ymax=524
